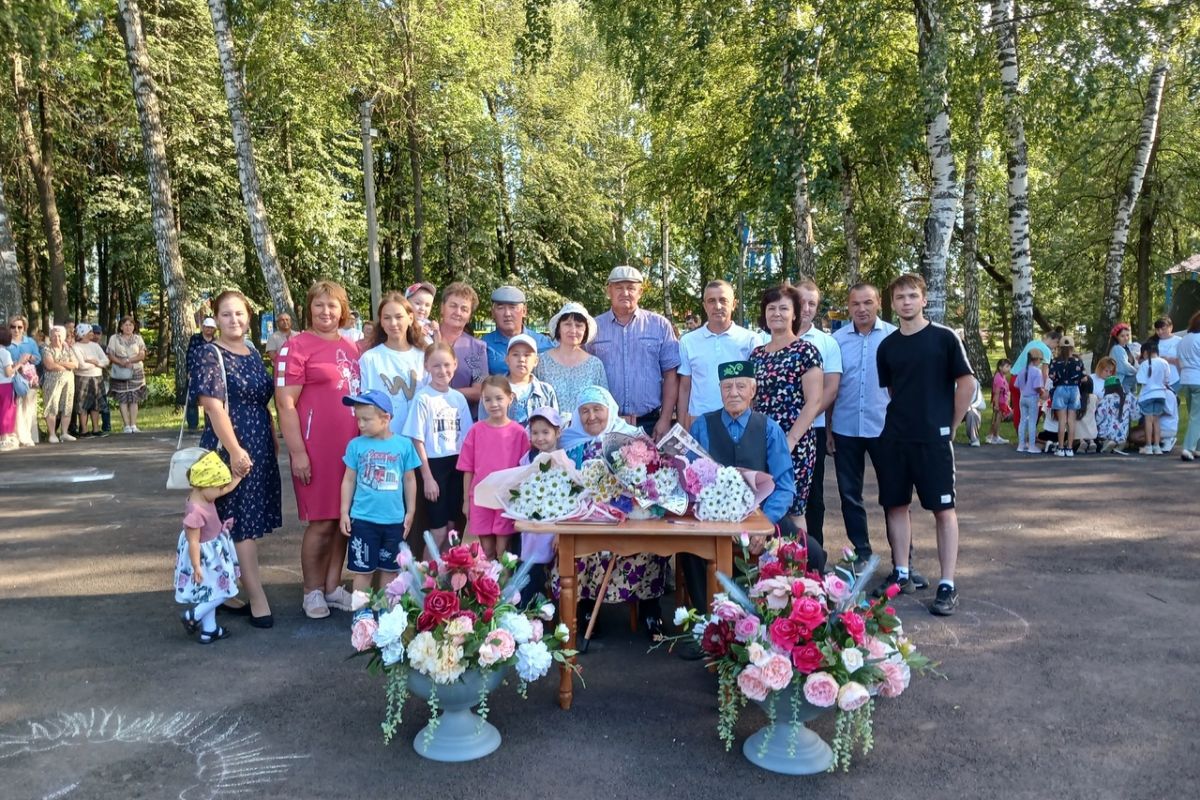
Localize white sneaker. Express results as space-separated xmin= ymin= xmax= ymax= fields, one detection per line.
xmin=1152 ymin=446 xmax=1163 ymax=455
xmin=1065 ymin=449 xmax=1075 ymax=458
xmin=49 ymin=434 xmax=60 ymax=444
xmin=325 ymin=586 xmax=354 ymax=611
xmin=60 ymin=433 xmax=76 ymax=442
xmin=0 ymin=440 xmax=16 ymax=452
xmin=1101 ymin=440 xmax=1117 ymax=453
xmin=969 ymin=439 xmax=980 ymax=447
xmin=1139 ymin=446 xmax=1153 ymax=455
xmin=131 ymin=426 xmax=141 ymax=433
xmin=1016 ymin=444 xmax=1027 ymax=453
xmin=993 ymin=436 xmax=1009 ymax=444
xmin=1056 ymin=448 xmax=1067 ymax=457
xmin=1181 ymin=450 xmax=1195 ymax=462
xmin=122 ymin=426 xmax=132 ymax=434
xmin=302 ymin=590 xmax=330 ymax=619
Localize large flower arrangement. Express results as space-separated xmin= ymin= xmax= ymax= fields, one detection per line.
xmin=505 ymin=459 xmax=586 ymax=521
xmin=352 ymin=535 xmax=578 ymax=743
xmin=600 ymin=432 xmax=689 ymax=514
xmin=674 ymin=541 xmax=932 ymax=771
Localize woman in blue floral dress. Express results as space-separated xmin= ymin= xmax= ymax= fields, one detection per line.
xmin=750 ymin=284 xmax=824 ymax=524
xmin=191 ymin=290 xmax=282 ymax=627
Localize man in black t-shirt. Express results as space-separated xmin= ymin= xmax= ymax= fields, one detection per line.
xmin=875 ymin=274 xmax=975 ymax=616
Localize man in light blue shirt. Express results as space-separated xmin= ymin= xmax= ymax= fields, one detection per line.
xmin=828 ymin=283 xmax=896 ymax=564
xmin=481 ymin=285 xmax=554 ymax=376
xmin=677 ymin=280 xmax=764 ymax=429
xmin=795 ymin=280 xmax=842 ymax=546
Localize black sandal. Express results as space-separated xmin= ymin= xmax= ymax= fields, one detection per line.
xmin=197 ymin=626 xmax=230 ymax=645
xmin=180 ymin=609 xmax=199 ymax=636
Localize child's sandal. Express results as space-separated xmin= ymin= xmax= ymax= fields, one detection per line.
xmin=197 ymin=626 xmax=229 ymax=645
xmin=180 ymin=609 xmax=200 ymax=636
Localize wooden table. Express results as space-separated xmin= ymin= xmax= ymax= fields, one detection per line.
xmin=522 ymin=511 xmax=774 ymax=710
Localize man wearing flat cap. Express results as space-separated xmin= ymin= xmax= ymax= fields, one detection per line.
xmin=482 ymin=285 xmax=554 ymax=376
xmin=678 ymin=361 xmax=824 ymax=657
xmin=587 ymin=265 xmax=680 ymax=439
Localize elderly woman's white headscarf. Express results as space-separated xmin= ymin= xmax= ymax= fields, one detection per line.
xmin=559 ymin=385 xmax=640 ymax=452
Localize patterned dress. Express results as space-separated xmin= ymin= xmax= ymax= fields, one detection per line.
xmin=192 ymin=344 xmax=283 ymax=541
xmin=174 ymin=500 xmax=241 ymax=604
xmin=534 ymin=351 xmax=608 ymax=423
xmin=554 ymin=440 xmax=671 ymax=603
xmin=751 ymin=338 xmax=823 ymax=515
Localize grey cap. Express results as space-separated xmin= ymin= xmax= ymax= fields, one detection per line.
xmin=491 ymin=285 xmax=526 ymax=304
xmin=607 ymin=265 xmax=644 ymax=284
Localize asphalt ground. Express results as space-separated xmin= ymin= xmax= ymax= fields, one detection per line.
xmin=1 ymin=431 xmax=1197 ymax=800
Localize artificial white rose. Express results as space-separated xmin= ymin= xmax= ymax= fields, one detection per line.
xmin=841 ymin=647 xmax=864 ymax=673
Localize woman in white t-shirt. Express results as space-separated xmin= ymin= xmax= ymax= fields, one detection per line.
xmin=358 ymin=292 xmax=428 ymax=435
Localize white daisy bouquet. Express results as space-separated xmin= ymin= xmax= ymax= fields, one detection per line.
xmin=682 ymin=457 xmax=770 ymax=522
xmin=505 ymin=459 xmax=585 ymax=522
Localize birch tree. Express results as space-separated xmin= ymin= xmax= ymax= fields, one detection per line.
xmin=840 ymin=155 xmax=861 ymax=287
xmin=992 ymin=0 xmax=1033 ymax=350
xmin=206 ymin=0 xmax=294 ymax=318
xmin=117 ymin=0 xmax=194 ymax=392
xmin=1096 ymin=62 xmax=1168 ymax=352
xmin=0 ymin=171 xmax=20 ymax=320
xmin=914 ymin=0 xmax=958 ymax=324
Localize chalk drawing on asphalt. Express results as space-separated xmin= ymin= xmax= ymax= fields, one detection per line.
xmin=0 ymin=708 xmax=307 ymax=799
xmin=900 ymin=598 xmax=1031 ymax=650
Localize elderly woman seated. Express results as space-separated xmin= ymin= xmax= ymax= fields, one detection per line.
xmin=558 ymin=385 xmax=670 ymax=642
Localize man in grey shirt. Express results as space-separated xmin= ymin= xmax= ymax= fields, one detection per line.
xmin=587 ymin=266 xmax=680 ymax=439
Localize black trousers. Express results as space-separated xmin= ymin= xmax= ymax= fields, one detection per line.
xmin=832 ymin=433 xmax=888 ymax=558
xmin=804 ymin=429 xmax=828 ymax=545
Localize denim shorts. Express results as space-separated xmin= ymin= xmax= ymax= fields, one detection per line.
xmin=1051 ymin=385 xmax=1081 ymax=411
xmin=1138 ymin=397 xmax=1166 ymax=416
xmin=346 ymin=519 xmax=405 ymax=574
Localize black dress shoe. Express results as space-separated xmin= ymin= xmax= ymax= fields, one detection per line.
xmin=249 ymin=613 xmax=274 ymax=629
xmin=219 ymin=602 xmax=253 ymax=616
xmin=644 ymin=616 xmax=664 ymax=640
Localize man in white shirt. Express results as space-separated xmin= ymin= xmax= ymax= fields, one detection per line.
xmin=677 ymin=280 xmax=763 ymax=430
xmin=339 ymin=311 xmax=364 ymax=343
xmin=793 ymin=280 xmax=842 ymax=546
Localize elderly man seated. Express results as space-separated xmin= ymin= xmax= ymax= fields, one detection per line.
xmin=678 ymin=360 xmax=827 ymax=657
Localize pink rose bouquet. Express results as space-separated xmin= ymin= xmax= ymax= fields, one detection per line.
xmin=668 ymin=539 xmax=932 ymax=771
xmin=351 ymin=535 xmax=580 ymax=744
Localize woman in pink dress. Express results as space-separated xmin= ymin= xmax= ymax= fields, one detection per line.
xmin=275 ymin=281 xmax=362 ymax=619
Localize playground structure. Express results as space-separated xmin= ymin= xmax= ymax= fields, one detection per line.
xmin=1166 ymin=254 xmax=1200 ymax=328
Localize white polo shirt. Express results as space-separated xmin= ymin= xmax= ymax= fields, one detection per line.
xmin=798 ymin=324 xmax=842 ymax=428
xmin=678 ymin=323 xmax=765 ymax=417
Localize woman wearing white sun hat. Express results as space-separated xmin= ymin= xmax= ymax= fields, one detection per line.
xmin=534 ymin=301 xmax=608 ymax=424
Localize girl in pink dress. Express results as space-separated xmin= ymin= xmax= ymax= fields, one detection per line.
xmin=457 ymin=375 xmax=529 ymax=559
xmin=276 ymin=281 xmax=362 ymax=619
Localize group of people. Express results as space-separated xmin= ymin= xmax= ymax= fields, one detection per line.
xmin=172 ymin=267 xmax=976 ymax=649
xmin=0 ymin=316 xmax=150 ymax=450
xmin=980 ymin=314 xmax=1200 ymax=459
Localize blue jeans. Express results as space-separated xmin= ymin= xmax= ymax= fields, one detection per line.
xmin=1018 ymin=394 xmax=1040 ymax=447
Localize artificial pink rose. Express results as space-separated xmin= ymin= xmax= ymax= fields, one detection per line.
xmin=486 ymin=628 xmax=516 ymax=659
xmin=884 ymin=582 xmax=902 ymax=600
xmin=442 ymin=545 xmax=475 ymax=571
xmin=878 ymin=661 xmax=911 ymax=698
xmin=759 ymin=653 xmax=794 ymax=692
xmin=769 ymin=618 xmax=802 ymax=651
xmin=530 ymin=619 xmax=544 ymax=641
xmin=837 ymin=681 xmax=870 ymax=711
xmin=752 ymin=576 xmax=794 ymax=611
xmin=790 ymin=642 xmax=825 ymax=674
xmin=789 ymin=595 xmax=827 ymax=629
xmin=864 ymin=636 xmax=889 ymax=661
xmin=823 ymin=574 xmax=852 ymax=602
xmin=385 ymin=573 xmax=411 ymax=604
xmin=840 ymin=611 xmax=866 ymax=645
xmin=737 ymin=665 xmax=770 ymax=702
xmin=422 ymin=575 xmax=437 ymax=590
xmin=471 ymin=576 xmax=501 ymax=607
xmin=712 ymin=598 xmax=743 ymax=622
xmin=803 ymin=671 xmax=839 ymax=707
xmin=450 ymin=572 xmax=468 ymax=592
xmin=350 ymin=618 xmax=378 ymax=652
xmin=424 ymin=589 xmax=460 ymax=623
xmin=733 ymin=615 xmax=760 ymax=642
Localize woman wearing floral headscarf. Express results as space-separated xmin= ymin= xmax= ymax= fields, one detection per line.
xmin=558 ymin=385 xmax=670 ymax=641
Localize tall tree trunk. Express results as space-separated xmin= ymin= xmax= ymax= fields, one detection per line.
xmin=992 ymin=0 xmax=1034 ymax=349
xmin=961 ymin=143 xmax=992 ymax=381
xmin=119 ymin=0 xmax=195 ymax=394
xmin=1134 ymin=132 xmax=1161 ymax=338
xmin=97 ymin=224 xmax=109 ymax=331
xmin=484 ymin=94 xmax=516 ymax=278
xmin=0 ymin=172 xmax=22 ymax=320
xmin=661 ymin=201 xmax=672 ymax=320
xmin=11 ymin=53 xmax=68 ymax=323
xmin=206 ymin=0 xmax=294 ymax=318
xmin=1095 ymin=61 xmax=1168 ymax=355
xmin=404 ymin=90 xmax=425 ymax=282
xmin=839 ymin=154 xmax=860 ymax=287
xmin=73 ymin=204 xmax=86 ymax=321
xmin=915 ymin=0 xmax=959 ymax=325
xmin=783 ymin=54 xmax=816 ymax=281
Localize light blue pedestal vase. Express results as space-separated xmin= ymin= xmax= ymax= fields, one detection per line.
xmin=407 ymin=669 xmax=505 ymax=762
xmin=742 ymin=688 xmax=834 ymax=775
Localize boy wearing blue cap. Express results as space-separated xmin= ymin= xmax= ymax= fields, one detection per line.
xmin=339 ymin=390 xmax=421 ymax=618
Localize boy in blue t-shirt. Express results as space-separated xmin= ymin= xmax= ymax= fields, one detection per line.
xmin=340 ymin=390 xmax=421 ymax=619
